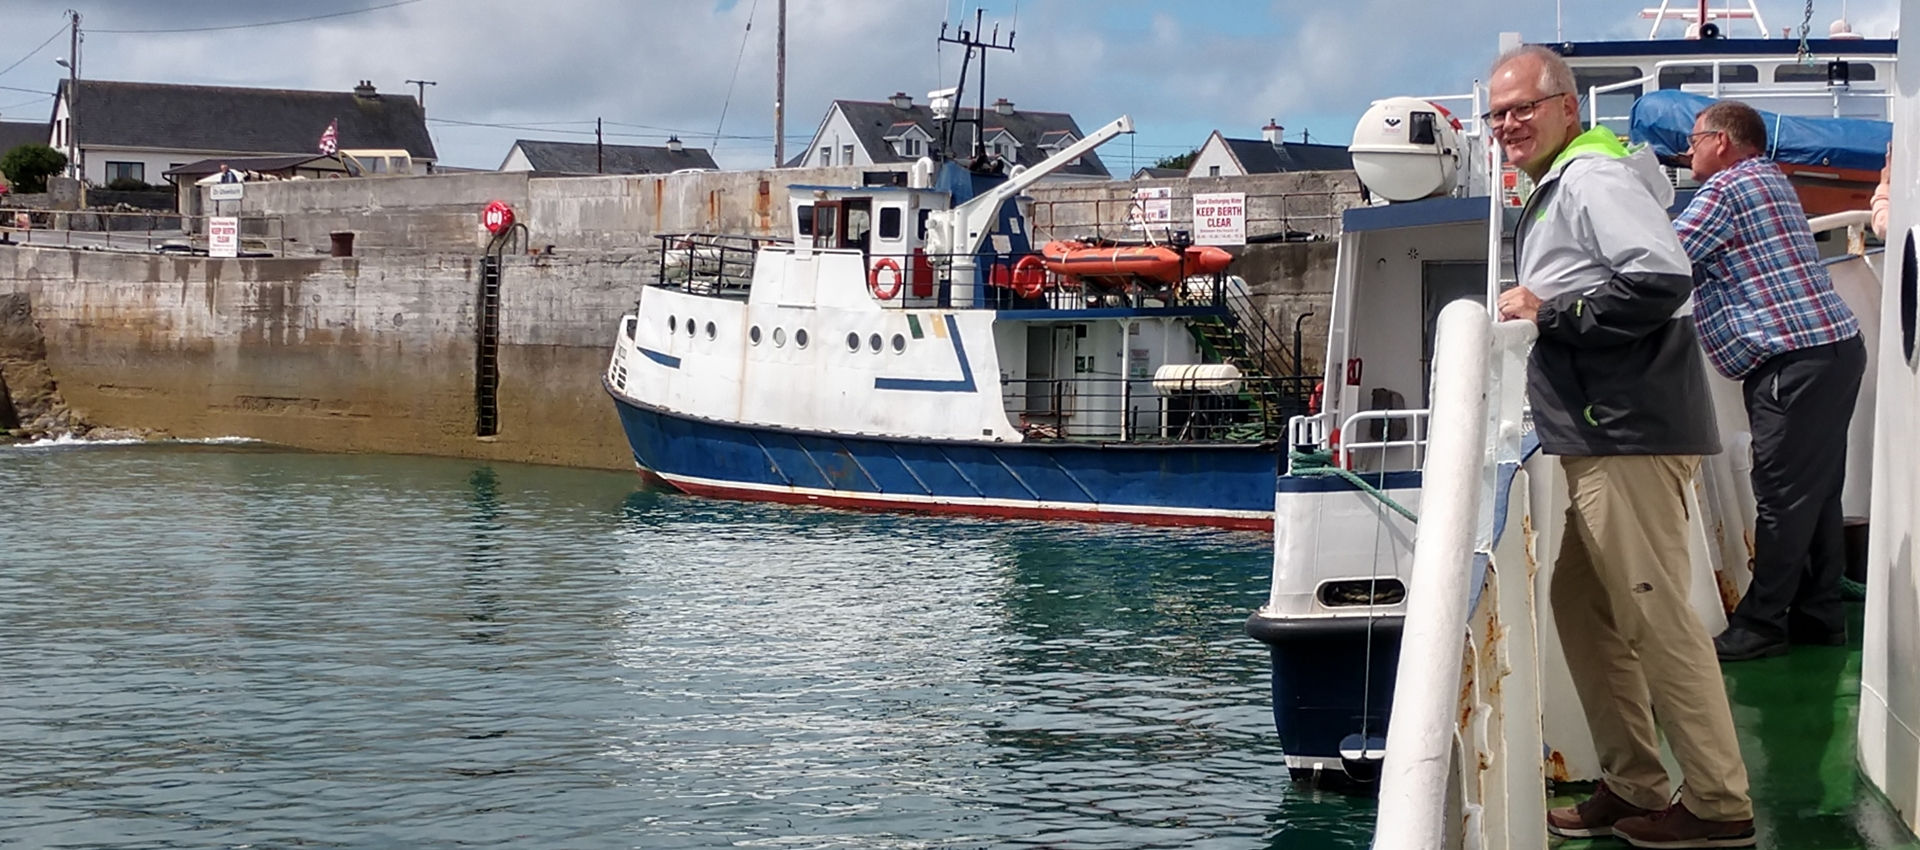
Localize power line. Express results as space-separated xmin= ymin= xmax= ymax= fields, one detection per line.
xmin=0 ymin=84 xmax=53 ymax=96
xmin=93 ymin=0 xmax=431 ymax=34
xmin=710 ymin=0 xmax=761 ymax=151
xmin=0 ymin=22 xmax=68 ymax=80
xmin=0 ymin=94 xmax=53 ymax=113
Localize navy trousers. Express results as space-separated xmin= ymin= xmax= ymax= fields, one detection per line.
xmin=1728 ymin=334 xmax=1867 ymax=640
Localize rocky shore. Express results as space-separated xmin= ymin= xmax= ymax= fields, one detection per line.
xmin=0 ymin=293 xmax=147 ymax=445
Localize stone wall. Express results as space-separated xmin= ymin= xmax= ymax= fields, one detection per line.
xmin=0 ymin=244 xmax=638 ymax=469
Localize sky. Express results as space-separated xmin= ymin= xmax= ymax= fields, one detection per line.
xmin=0 ymin=0 xmax=1900 ymax=173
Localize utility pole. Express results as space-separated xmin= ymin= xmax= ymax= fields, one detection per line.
xmin=65 ymin=10 xmax=79 ymax=181
xmin=404 ymin=79 xmax=437 ymax=113
xmin=596 ymin=117 xmax=604 ymax=174
xmin=774 ymin=0 xmax=785 ymax=168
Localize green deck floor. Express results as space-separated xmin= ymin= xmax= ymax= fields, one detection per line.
xmin=1551 ymin=605 xmax=1920 ymax=849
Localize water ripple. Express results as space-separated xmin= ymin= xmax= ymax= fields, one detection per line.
xmin=0 ymin=444 xmax=1370 ymax=849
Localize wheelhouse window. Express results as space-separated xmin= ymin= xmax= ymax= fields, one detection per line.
xmin=797 ymin=204 xmax=815 ymax=236
xmin=879 ymin=207 xmax=902 ymax=240
xmin=1658 ymin=63 xmax=1758 ymax=89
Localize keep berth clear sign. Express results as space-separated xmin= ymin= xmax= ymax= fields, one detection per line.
xmin=1193 ymin=192 xmax=1246 ymax=246
xmin=208 ymin=216 xmax=240 ymax=258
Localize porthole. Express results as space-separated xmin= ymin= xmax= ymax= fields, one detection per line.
xmin=774 ymin=327 xmax=787 ymax=347
xmin=687 ymin=318 xmax=697 ymax=337
xmin=795 ymin=328 xmax=809 ymax=349
xmin=1903 ymin=228 xmax=1917 ymax=363
xmin=705 ymin=321 xmax=717 ymax=340
xmin=750 ymin=325 xmax=762 ymax=345
xmin=847 ymin=332 xmax=861 ymax=352
xmin=869 ymin=333 xmax=883 ymax=352
xmin=668 ymin=315 xmax=678 ymax=334
xmin=891 ymin=333 xmax=906 ymax=353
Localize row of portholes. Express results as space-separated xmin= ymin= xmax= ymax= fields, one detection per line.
xmin=666 ymin=315 xmax=717 ymax=341
xmin=748 ymin=325 xmax=807 ymax=348
xmin=847 ymin=332 xmax=908 ymax=354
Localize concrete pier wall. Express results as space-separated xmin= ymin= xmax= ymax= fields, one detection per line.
xmin=0 ymin=167 xmax=1357 ymax=469
xmin=0 ymin=245 xmax=639 ymax=469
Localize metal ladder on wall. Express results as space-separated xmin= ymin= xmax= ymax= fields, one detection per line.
xmin=476 ymin=223 xmax=525 ymax=437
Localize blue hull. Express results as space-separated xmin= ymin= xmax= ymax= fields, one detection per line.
xmin=1246 ymin=614 xmax=1403 ymax=784
xmin=606 ymin=386 xmax=1279 ymax=528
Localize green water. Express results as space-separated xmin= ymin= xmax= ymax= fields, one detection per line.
xmin=0 ymin=441 xmax=1374 ymax=849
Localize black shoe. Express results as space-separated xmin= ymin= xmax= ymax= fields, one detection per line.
xmin=1714 ymin=627 xmax=1789 ymax=662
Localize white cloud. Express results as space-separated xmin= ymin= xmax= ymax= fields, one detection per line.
xmin=0 ymin=0 xmax=1899 ymax=171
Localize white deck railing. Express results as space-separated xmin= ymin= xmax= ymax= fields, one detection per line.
xmin=1372 ymin=302 xmax=1538 ymax=850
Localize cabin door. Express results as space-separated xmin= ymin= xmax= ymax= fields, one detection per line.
xmin=1420 ymin=261 xmax=1488 ymax=404
xmin=812 ymin=201 xmax=841 ymax=249
xmin=1023 ymin=325 xmax=1078 ymax=428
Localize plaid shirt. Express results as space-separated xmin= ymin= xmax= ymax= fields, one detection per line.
xmin=1673 ymin=156 xmax=1859 ymax=379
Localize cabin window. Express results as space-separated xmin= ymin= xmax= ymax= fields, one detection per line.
xmin=916 ymin=209 xmax=931 ymax=240
xmin=1570 ymin=65 xmax=1644 ymax=124
xmin=1776 ymin=62 xmax=1876 ymax=83
xmin=795 ymin=328 xmax=810 ymax=349
xmin=891 ymin=334 xmax=906 ymax=353
xmin=819 ymin=146 xmax=832 ymax=166
xmin=879 ymin=207 xmax=903 ymax=240
xmin=842 ymin=144 xmax=855 ymax=165
xmin=705 ymin=321 xmax=717 ymax=340
xmin=847 ymin=332 xmax=861 ymax=351
xmin=750 ymin=326 xmax=763 ymax=345
xmin=797 ymin=205 xmax=814 ymax=236
xmin=869 ymin=333 xmax=883 ymax=352
xmin=773 ymin=327 xmax=787 ymax=347
xmin=1658 ymin=63 xmax=1758 ymax=89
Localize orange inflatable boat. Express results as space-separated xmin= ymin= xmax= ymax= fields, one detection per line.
xmin=1038 ymin=239 xmax=1234 ymax=285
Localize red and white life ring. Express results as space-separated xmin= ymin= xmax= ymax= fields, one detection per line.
xmin=868 ymin=258 xmax=903 ymax=300
xmin=1012 ymin=254 xmax=1047 ymax=299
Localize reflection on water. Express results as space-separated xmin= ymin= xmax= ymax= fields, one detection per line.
xmin=0 ymin=443 xmax=1372 ymax=849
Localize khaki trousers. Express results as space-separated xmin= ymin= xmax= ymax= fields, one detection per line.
xmin=1551 ymin=455 xmax=1753 ymax=821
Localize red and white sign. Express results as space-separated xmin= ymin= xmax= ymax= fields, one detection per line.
xmin=482 ymin=200 xmax=516 ymax=235
xmin=208 ymin=216 xmax=239 ymax=258
xmin=1192 ymin=192 xmax=1246 ymax=246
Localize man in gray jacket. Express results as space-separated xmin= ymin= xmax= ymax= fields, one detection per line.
xmin=1490 ymin=46 xmax=1754 ymax=848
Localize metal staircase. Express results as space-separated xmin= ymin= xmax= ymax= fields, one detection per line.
xmin=1187 ymin=290 xmax=1315 ymax=435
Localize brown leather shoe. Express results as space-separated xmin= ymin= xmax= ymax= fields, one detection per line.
xmin=1546 ymin=782 xmax=1656 ymax=838
xmin=1613 ymin=800 xmax=1756 ymax=848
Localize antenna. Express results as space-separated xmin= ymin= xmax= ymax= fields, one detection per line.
xmin=935 ymin=8 xmax=1015 ymax=163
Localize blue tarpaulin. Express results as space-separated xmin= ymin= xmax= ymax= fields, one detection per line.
xmin=1628 ymin=89 xmax=1890 ymax=171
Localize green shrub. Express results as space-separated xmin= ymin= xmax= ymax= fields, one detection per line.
xmin=105 ymin=177 xmax=151 ymax=191
xmin=0 ymin=144 xmax=67 ymax=194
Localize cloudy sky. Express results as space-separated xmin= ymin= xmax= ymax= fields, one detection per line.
xmin=0 ymin=0 xmax=1899 ymax=172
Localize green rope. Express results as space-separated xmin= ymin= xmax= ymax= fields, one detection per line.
xmin=1288 ymin=449 xmax=1420 ymax=523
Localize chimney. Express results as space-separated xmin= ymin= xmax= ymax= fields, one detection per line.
xmin=889 ymin=91 xmax=912 ymax=109
xmin=1262 ymin=120 xmax=1283 ymax=144
xmin=993 ymin=97 xmax=1014 ymax=116
xmin=354 ymin=80 xmax=377 ymax=98
xmin=666 ymin=135 xmax=683 ymax=153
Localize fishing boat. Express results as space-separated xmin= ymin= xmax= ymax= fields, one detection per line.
xmin=600 ymin=33 xmax=1311 ymax=529
xmin=1246 ymin=2 xmax=1895 ymax=791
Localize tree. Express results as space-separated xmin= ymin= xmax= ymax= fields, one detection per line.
xmin=0 ymin=144 xmax=66 ymax=194
xmin=1152 ymin=148 xmax=1199 ymax=171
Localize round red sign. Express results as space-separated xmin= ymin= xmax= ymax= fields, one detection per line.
xmin=482 ymin=200 xmax=516 ymax=235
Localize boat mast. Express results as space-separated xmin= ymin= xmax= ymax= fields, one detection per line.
xmin=936 ymin=8 xmax=1015 ymax=162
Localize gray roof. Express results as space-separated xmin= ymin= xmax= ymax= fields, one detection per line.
xmin=1131 ymin=167 xmax=1185 ymax=180
xmin=1220 ymin=137 xmax=1353 ymax=174
xmin=826 ymin=100 xmax=1110 ymax=178
xmin=58 ymin=79 xmax=437 ymax=160
xmin=0 ymin=121 xmax=48 ymax=156
xmin=509 ymin=139 xmax=718 ymax=175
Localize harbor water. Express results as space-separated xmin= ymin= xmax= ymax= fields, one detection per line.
xmin=0 ymin=442 xmax=1372 ymax=849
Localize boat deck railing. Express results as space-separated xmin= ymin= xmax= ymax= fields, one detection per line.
xmin=1585 ymin=54 xmax=1897 ymax=127
xmin=1001 ymin=374 xmax=1315 ymax=443
xmin=1285 ymin=409 xmax=1432 ymax=473
xmin=1025 ymin=187 xmax=1362 ymax=245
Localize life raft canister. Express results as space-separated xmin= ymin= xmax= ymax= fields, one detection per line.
xmin=869 ymin=258 xmax=904 ymax=300
xmin=1012 ymin=254 xmax=1047 ymax=299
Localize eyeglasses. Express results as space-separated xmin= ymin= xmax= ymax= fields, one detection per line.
xmin=1481 ymin=93 xmax=1570 ymax=126
xmin=1687 ymin=130 xmax=1725 ymax=146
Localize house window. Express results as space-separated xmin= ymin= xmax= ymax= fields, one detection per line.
xmin=1209 ymin=165 xmax=1221 ymax=177
xmin=820 ymin=146 xmax=832 ymax=166
xmin=879 ymin=207 xmax=902 ymax=240
xmin=105 ymin=162 xmax=144 ymax=184
xmin=904 ymin=138 xmax=921 ymax=157
xmin=841 ymin=144 xmax=855 ymax=165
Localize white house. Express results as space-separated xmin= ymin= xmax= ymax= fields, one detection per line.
xmin=50 ymin=79 xmax=436 ymax=187
xmin=794 ymin=92 xmax=1110 ymax=180
xmin=1187 ymin=121 xmax=1354 ymax=178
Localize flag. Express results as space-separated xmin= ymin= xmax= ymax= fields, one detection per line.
xmin=317 ymin=119 xmax=338 ymax=155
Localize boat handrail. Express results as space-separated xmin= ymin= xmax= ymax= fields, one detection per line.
xmin=1585 ymin=54 xmax=1897 ymax=126
xmin=1372 ymin=304 xmax=1539 ymax=850
xmin=1337 ymin=409 xmax=1430 ymax=472
xmin=1811 ymin=209 xmax=1876 ymax=256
